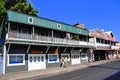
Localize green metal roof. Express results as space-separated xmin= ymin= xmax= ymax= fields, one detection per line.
xmin=7 ymin=10 xmax=89 ymax=36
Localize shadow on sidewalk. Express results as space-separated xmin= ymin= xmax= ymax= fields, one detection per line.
xmin=89 ymin=65 xmax=120 ymax=70
xmin=104 ymin=71 xmax=120 ymax=80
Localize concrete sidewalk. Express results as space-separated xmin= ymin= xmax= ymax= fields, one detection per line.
xmin=0 ymin=59 xmax=118 ymax=80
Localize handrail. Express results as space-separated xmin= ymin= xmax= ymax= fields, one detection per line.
xmin=7 ymin=32 xmax=94 ymax=46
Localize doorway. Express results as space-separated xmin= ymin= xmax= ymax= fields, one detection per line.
xmin=28 ymin=54 xmax=46 ymax=71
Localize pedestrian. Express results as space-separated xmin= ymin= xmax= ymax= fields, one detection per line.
xmin=60 ymin=57 xmax=65 ymax=67
xmin=64 ymin=57 xmax=68 ymax=67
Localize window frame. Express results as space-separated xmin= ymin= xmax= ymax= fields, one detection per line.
xmin=57 ymin=24 xmax=61 ymax=29
xmin=78 ymin=29 xmax=81 ymax=33
xmin=48 ymin=54 xmax=59 ymax=63
xmin=28 ymin=17 xmax=33 ymax=24
xmin=7 ymin=54 xmax=25 ymax=66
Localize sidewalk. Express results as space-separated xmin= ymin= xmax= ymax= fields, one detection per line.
xmin=0 ymin=59 xmax=118 ymax=80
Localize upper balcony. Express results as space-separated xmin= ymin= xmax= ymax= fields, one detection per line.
xmin=6 ymin=32 xmax=95 ymax=47
xmin=96 ymin=43 xmax=110 ymax=49
xmin=96 ymin=42 xmax=119 ymax=50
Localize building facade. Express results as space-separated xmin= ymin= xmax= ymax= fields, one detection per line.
xmin=0 ymin=10 xmax=119 ymax=74
xmin=89 ymin=29 xmax=119 ymax=61
xmin=116 ymin=43 xmax=120 ymax=58
xmin=0 ymin=10 xmax=95 ymax=74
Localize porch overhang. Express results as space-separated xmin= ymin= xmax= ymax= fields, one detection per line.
xmin=5 ymin=40 xmax=95 ymax=48
xmin=93 ymin=48 xmax=119 ymax=51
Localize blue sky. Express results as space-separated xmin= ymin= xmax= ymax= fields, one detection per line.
xmin=29 ymin=0 xmax=120 ymax=41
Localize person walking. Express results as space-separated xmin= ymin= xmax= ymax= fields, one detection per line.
xmin=60 ymin=57 xmax=65 ymax=67
xmin=64 ymin=57 xmax=68 ymax=67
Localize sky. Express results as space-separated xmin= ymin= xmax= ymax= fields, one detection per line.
xmin=29 ymin=0 xmax=120 ymax=41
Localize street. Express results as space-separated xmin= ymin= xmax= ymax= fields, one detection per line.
xmin=20 ymin=60 xmax=120 ymax=80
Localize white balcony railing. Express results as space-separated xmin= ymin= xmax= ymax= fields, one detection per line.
xmin=87 ymin=42 xmax=95 ymax=46
xmin=6 ymin=32 xmax=95 ymax=46
xmin=79 ymin=41 xmax=87 ymax=46
xmin=68 ymin=40 xmax=79 ymax=45
xmin=96 ymin=43 xmax=111 ymax=48
xmin=111 ymin=46 xmax=119 ymax=50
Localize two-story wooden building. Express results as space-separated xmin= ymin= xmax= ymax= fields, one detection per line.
xmin=89 ymin=29 xmax=119 ymax=61
xmin=0 ymin=10 xmax=95 ymax=74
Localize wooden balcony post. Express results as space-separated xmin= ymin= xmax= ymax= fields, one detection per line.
xmin=32 ymin=26 xmax=35 ymax=39
xmin=8 ymin=22 xmax=10 ymax=33
xmin=52 ymin=30 xmax=53 ymax=41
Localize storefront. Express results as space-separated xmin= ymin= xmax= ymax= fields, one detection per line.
xmin=28 ymin=54 xmax=46 ymax=71
xmin=118 ymin=50 xmax=120 ymax=58
xmin=71 ymin=50 xmax=81 ymax=65
xmin=93 ymin=50 xmax=106 ymax=61
xmin=80 ymin=53 xmax=88 ymax=63
xmin=108 ymin=50 xmax=118 ymax=59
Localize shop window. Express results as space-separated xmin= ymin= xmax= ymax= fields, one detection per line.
xmin=34 ymin=56 xmax=36 ymax=62
xmin=30 ymin=56 xmax=32 ymax=62
xmin=41 ymin=56 xmax=44 ymax=62
xmin=38 ymin=56 xmax=40 ymax=62
xmin=7 ymin=54 xmax=25 ymax=66
xmin=48 ymin=54 xmax=59 ymax=63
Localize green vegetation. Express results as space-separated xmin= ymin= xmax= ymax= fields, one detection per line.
xmin=0 ymin=0 xmax=38 ymax=22
xmin=0 ymin=0 xmax=6 ymax=22
xmin=72 ymin=35 xmax=79 ymax=40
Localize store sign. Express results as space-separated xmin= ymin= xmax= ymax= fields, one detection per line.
xmin=31 ymin=50 xmax=43 ymax=54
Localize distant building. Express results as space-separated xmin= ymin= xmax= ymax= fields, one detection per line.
xmin=89 ymin=29 xmax=119 ymax=61
xmin=116 ymin=43 xmax=120 ymax=58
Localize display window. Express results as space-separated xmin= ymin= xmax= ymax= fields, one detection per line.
xmin=7 ymin=54 xmax=25 ymax=66
xmin=48 ymin=54 xmax=59 ymax=63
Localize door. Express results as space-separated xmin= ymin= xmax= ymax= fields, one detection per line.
xmin=61 ymin=54 xmax=70 ymax=59
xmin=80 ymin=53 xmax=88 ymax=63
xmin=61 ymin=54 xmax=70 ymax=63
xmin=0 ymin=54 xmax=3 ymax=74
xmin=28 ymin=54 xmax=46 ymax=71
xmin=71 ymin=54 xmax=81 ymax=65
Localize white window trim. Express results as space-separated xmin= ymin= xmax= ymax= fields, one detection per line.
xmin=7 ymin=54 xmax=25 ymax=66
xmin=57 ymin=24 xmax=61 ymax=29
xmin=48 ymin=54 xmax=59 ymax=63
xmin=78 ymin=29 xmax=81 ymax=33
xmin=28 ymin=17 xmax=33 ymax=24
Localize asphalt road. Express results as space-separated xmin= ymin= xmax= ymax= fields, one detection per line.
xmin=21 ymin=60 xmax=120 ymax=80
